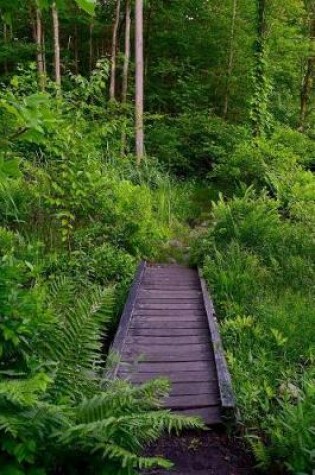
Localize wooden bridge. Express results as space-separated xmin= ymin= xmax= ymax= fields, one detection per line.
xmin=110 ymin=262 xmax=235 ymax=425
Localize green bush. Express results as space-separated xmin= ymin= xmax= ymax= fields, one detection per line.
xmin=147 ymin=113 xmax=248 ymax=176
xmin=196 ymin=155 xmax=315 ymax=472
xmin=0 ymin=231 xmax=202 ymax=474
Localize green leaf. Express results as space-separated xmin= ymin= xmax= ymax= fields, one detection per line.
xmin=0 ymin=157 xmax=21 ymax=179
xmin=74 ymin=0 xmax=96 ymax=15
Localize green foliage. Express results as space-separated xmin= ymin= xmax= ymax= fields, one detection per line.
xmin=194 ymin=126 xmax=315 ymax=472
xmin=0 ymin=1 xmax=314 ymax=472
xmin=147 ymin=113 xmax=248 ymax=176
xmin=0 ymin=230 xmax=202 ymax=473
xmin=0 ymin=63 xmax=203 ymax=473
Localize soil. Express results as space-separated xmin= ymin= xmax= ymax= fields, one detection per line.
xmin=142 ymin=428 xmax=259 ymax=475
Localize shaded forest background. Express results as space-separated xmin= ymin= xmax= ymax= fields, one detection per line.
xmin=0 ymin=1 xmax=314 ymax=474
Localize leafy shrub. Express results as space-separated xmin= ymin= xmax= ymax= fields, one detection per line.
xmin=0 ymin=66 xmax=203 ymax=474
xmin=268 ymin=369 xmax=315 ymax=474
xmin=0 ymin=231 xmax=202 ymax=474
xmin=195 ymin=173 xmax=315 ymax=471
xmin=147 ymin=113 xmax=248 ymax=176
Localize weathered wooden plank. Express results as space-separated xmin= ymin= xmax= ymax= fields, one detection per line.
xmin=142 ymin=285 xmax=201 ymax=291
xmin=118 ymin=370 xmax=217 ymax=383
xmin=130 ymin=320 xmax=208 ymax=329
xmin=176 ymin=406 xmax=222 ymax=425
xmin=123 ymin=343 xmax=211 ymax=353
xmin=128 ymin=328 xmax=207 ymax=337
xmin=128 ymin=361 xmax=212 ymax=373
xmin=133 ymin=310 xmax=205 ymax=317
xmin=146 ymin=274 xmax=197 ymax=277
xmin=142 ymin=279 xmax=200 ymax=290
xmin=132 ymin=315 xmax=205 ymax=322
xmin=146 ymin=267 xmax=196 ymax=277
xmin=135 ymin=303 xmax=204 ymax=310
xmin=138 ymin=290 xmax=202 ymax=298
xmin=121 ymin=350 xmax=213 ymax=363
xmin=143 ymin=278 xmax=199 ymax=283
xmin=170 ymin=381 xmax=219 ymax=396
xmin=125 ymin=335 xmax=210 ymax=345
xmin=165 ymin=394 xmax=220 ymax=409
xmin=199 ymin=271 xmax=235 ymax=411
xmin=145 ymin=268 xmax=196 ymax=273
xmin=137 ymin=298 xmax=203 ymax=304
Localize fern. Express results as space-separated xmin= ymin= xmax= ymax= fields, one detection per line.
xmin=0 ymin=244 xmax=203 ymax=473
xmin=248 ymin=436 xmax=271 ymax=469
xmin=42 ymin=285 xmax=115 ymax=401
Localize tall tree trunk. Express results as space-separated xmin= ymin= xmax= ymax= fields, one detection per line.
xmin=299 ymin=14 xmax=315 ymax=130
xmin=52 ymin=1 xmax=61 ymax=89
xmin=109 ymin=0 xmax=121 ymax=100
xmin=135 ymin=0 xmax=144 ymax=164
xmin=251 ymin=0 xmax=268 ymax=137
xmin=121 ymin=0 xmax=132 ymax=155
xmin=223 ymin=0 xmax=237 ymax=118
xmin=35 ymin=8 xmax=45 ymax=90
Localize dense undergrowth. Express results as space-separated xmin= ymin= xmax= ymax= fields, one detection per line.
xmin=192 ymin=130 xmax=315 ymax=474
xmin=0 ymin=67 xmax=203 ymax=474
xmin=0 ymin=61 xmax=314 ymax=474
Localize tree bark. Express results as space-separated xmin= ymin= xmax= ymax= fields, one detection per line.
xmin=109 ymin=0 xmax=121 ymax=100
xmin=52 ymin=1 xmax=61 ymax=89
xmin=223 ymin=0 xmax=237 ymax=118
xmin=35 ymin=8 xmax=45 ymax=90
xmin=299 ymin=14 xmax=315 ymax=130
xmin=135 ymin=0 xmax=144 ymax=164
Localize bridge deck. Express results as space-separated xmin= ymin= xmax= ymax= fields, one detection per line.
xmin=111 ymin=263 xmax=234 ymax=425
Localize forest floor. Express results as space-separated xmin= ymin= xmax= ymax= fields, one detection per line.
xmin=142 ymin=428 xmax=258 ymax=474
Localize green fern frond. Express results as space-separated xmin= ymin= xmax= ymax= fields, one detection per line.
xmin=78 ymin=378 xmax=172 ymax=424
xmin=0 ymin=373 xmax=52 ymax=406
xmin=42 ymin=286 xmax=115 ymax=401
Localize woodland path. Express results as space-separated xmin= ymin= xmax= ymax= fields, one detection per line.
xmin=111 ymin=262 xmax=257 ymax=474
xmin=111 ymin=262 xmax=234 ymax=425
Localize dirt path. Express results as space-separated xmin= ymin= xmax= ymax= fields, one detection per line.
xmin=143 ymin=428 xmax=258 ymax=475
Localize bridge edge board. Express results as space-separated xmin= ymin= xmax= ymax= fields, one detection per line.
xmin=107 ymin=260 xmax=146 ymax=378
xmin=198 ymin=268 xmax=236 ymax=414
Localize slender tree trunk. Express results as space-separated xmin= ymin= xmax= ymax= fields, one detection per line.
xmin=299 ymin=14 xmax=315 ymax=130
xmin=52 ymin=1 xmax=61 ymax=88
xmin=223 ymin=0 xmax=237 ymax=118
xmin=135 ymin=0 xmax=144 ymax=164
xmin=109 ymin=0 xmax=121 ymax=100
xmin=121 ymin=0 xmax=132 ymax=155
xmin=35 ymin=8 xmax=45 ymax=90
